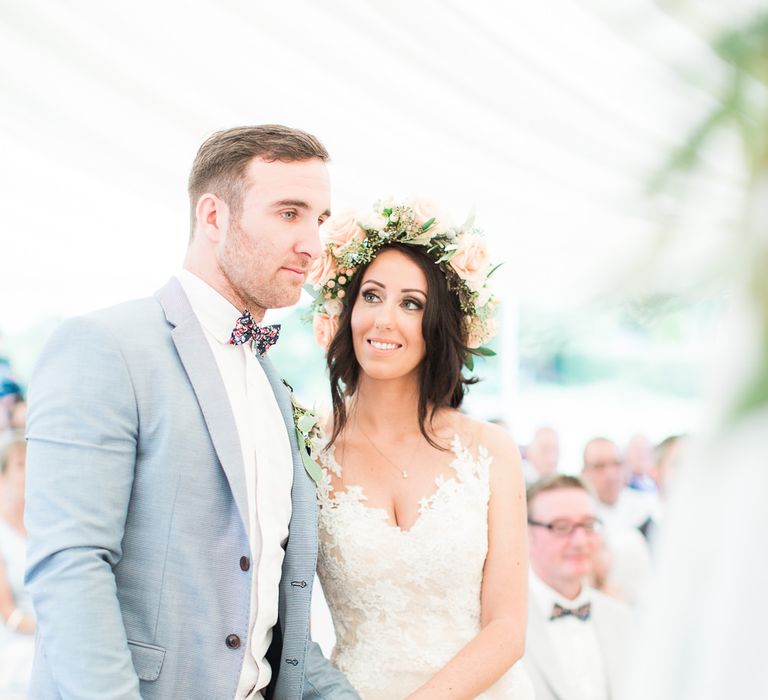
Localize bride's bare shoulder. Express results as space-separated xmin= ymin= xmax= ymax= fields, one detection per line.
xmin=444 ymin=412 xmax=520 ymax=459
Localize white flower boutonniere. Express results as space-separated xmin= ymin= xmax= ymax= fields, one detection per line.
xmin=282 ymin=380 xmax=323 ymax=484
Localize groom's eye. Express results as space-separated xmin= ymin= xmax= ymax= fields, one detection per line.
xmin=280 ymin=210 xmax=297 ymax=221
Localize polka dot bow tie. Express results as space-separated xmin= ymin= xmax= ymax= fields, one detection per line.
xmin=229 ymin=310 xmax=281 ymax=356
xmin=550 ymin=602 xmax=591 ymax=622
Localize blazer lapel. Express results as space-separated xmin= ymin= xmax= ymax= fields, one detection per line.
xmin=257 ymin=354 xmax=317 ymax=549
xmin=155 ymin=278 xmax=250 ymax=531
xmin=526 ymin=601 xmax=571 ymax=700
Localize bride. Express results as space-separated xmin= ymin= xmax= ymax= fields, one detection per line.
xmin=306 ymin=200 xmax=534 ymax=699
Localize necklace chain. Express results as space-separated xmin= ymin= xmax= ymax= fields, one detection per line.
xmin=357 ymin=422 xmax=418 ymax=480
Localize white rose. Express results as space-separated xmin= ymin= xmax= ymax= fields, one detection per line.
xmin=358 ymin=211 xmax=388 ymax=232
xmin=324 ymin=298 xmax=344 ymax=317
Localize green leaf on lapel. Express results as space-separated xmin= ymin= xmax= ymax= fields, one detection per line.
xmin=297 ymin=432 xmax=324 ymax=484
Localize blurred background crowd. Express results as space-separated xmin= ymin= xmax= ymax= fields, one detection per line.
xmin=2 ymin=0 xmax=767 ymax=698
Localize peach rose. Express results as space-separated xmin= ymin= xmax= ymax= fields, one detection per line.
xmin=407 ymin=197 xmax=451 ymax=236
xmin=313 ymin=313 xmax=339 ymax=352
xmin=307 ymin=250 xmax=338 ymax=289
xmin=321 ymin=210 xmax=364 ymax=252
xmin=450 ymin=233 xmax=490 ymax=290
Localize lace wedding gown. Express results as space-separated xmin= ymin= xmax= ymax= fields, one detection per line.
xmin=315 ymin=434 xmax=534 ymax=700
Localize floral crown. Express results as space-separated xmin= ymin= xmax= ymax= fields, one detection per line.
xmin=306 ymin=198 xmax=499 ymax=364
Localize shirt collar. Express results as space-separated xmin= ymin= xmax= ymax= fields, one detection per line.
xmin=176 ymin=269 xmax=243 ymax=345
xmin=529 ymin=571 xmax=591 ymax=619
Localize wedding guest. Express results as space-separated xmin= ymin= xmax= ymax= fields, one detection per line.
xmin=522 ymin=426 xmax=560 ymax=485
xmin=624 ymin=433 xmax=657 ymax=493
xmin=581 ymin=438 xmax=652 ymax=604
xmin=524 ymin=475 xmax=632 ymax=700
xmin=653 ymin=434 xmax=688 ymax=498
xmin=0 ymin=380 xmax=22 ymax=431
xmin=582 ymin=437 xmax=656 ymax=531
xmin=9 ymin=400 xmax=26 ymax=430
xmin=640 ymin=434 xmax=690 ymax=546
xmin=0 ymin=430 xmax=35 ymax=697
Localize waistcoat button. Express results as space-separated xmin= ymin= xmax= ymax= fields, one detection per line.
xmin=240 ymin=556 xmax=250 ymax=571
xmin=225 ymin=634 xmax=241 ymax=649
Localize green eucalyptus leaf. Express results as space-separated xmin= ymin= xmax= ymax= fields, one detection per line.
xmin=487 ymin=262 xmax=504 ymax=278
xmin=297 ymin=413 xmax=317 ymax=433
xmin=298 ymin=440 xmax=323 ymax=484
xmin=476 ymin=346 xmax=497 ymax=357
xmin=465 ymin=354 xmax=475 ymax=371
xmin=420 ymin=216 xmax=436 ymax=231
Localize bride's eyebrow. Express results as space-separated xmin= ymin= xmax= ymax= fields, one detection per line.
xmin=362 ymin=279 xmax=426 ymax=297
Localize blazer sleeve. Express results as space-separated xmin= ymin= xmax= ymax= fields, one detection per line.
xmin=302 ymin=639 xmax=361 ymax=699
xmin=24 ymin=315 xmax=143 ymax=700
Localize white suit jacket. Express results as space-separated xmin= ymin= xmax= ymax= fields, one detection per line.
xmin=524 ymin=586 xmax=632 ymax=700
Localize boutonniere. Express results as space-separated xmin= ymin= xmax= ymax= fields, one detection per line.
xmin=282 ymin=380 xmax=323 ymax=484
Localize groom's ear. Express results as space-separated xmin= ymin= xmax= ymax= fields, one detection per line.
xmin=195 ymin=193 xmax=228 ymax=243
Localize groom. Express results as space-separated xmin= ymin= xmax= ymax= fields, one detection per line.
xmin=24 ymin=125 xmax=359 ymax=699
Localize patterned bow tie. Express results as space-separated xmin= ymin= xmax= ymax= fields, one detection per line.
xmin=550 ymin=602 xmax=591 ymax=622
xmin=229 ymin=310 xmax=281 ymax=356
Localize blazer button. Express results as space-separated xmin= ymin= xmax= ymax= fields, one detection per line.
xmin=240 ymin=556 xmax=251 ymax=571
xmin=225 ymin=634 xmax=241 ymax=649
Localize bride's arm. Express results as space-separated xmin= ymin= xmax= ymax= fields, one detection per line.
xmin=406 ymin=423 xmax=529 ymax=700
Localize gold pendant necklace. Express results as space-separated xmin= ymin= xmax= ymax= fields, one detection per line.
xmin=358 ymin=423 xmax=417 ymax=479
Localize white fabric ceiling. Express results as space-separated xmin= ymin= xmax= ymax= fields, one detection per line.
xmin=0 ymin=0 xmax=753 ymax=333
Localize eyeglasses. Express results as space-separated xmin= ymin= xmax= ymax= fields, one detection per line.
xmin=527 ymin=518 xmax=603 ymax=537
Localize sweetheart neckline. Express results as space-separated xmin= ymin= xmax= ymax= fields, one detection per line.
xmin=318 ymin=433 xmax=489 ymax=534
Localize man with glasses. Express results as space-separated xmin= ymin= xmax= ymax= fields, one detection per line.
xmin=523 ymin=475 xmax=632 ymax=700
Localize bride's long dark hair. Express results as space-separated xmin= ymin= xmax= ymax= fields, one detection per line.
xmin=326 ymin=243 xmax=477 ymax=449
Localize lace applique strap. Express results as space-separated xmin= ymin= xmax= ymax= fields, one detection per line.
xmin=309 ymin=429 xmax=343 ymax=503
xmin=449 ymin=433 xmax=492 ymax=484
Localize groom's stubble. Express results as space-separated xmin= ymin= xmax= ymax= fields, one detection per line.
xmin=216 ymin=214 xmax=303 ymax=316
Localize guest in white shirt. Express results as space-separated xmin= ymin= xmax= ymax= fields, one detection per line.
xmin=581 ymin=437 xmax=653 ymax=604
xmin=524 ymin=474 xmax=632 ymax=700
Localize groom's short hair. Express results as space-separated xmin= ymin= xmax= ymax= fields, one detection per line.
xmin=187 ymin=124 xmax=329 ymax=238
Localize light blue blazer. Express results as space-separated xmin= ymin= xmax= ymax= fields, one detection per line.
xmin=24 ymin=278 xmax=358 ymax=700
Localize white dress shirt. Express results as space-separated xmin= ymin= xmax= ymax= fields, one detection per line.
xmin=178 ymin=270 xmax=293 ymax=699
xmin=597 ymin=488 xmax=659 ymax=531
xmin=529 ymin=573 xmax=608 ymax=700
